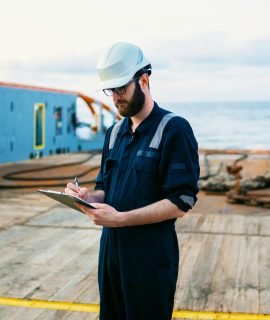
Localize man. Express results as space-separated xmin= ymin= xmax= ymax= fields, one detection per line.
xmin=65 ymin=42 xmax=200 ymax=320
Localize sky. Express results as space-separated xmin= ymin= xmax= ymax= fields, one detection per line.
xmin=1 ymin=0 xmax=270 ymax=104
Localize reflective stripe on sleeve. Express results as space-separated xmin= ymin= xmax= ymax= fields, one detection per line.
xmin=179 ymin=195 xmax=195 ymax=208
xmin=109 ymin=119 xmax=125 ymax=150
xmin=149 ymin=113 xmax=177 ymax=149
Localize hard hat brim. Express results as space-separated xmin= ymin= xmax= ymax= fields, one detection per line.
xmin=96 ymin=74 xmax=134 ymax=91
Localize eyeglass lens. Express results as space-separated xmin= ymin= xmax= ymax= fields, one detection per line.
xmin=103 ymin=77 xmax=139 ymax=96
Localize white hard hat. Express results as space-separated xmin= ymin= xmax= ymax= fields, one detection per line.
xmin=96 ymin=42 xmax=151 ymax=90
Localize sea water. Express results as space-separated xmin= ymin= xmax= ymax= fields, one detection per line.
xmin=165 ymin=101 xmax=270 ymax=150
xmin=79 ymin=99 xmax=270 ymax=150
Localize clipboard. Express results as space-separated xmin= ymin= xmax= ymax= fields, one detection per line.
xmin=38 ymin=189 xmax=96 ymax=214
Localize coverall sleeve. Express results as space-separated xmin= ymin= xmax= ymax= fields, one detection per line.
xmin=159 ymin=117 xmax=200 ymax=212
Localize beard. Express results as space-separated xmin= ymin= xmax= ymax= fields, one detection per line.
xmin=115 ymin=81 xmax=145 ymax=117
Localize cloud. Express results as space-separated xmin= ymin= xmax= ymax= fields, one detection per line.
xmin=1 ymin=32 xmax=270 ymax=102
xmin=1 ymin=34 xmax=270 ymax=79
xmin=0 ymin=52 xmax=99 ymax=75
xmin=149 ymin=34 xmax=270 ymax=72
xmin=236 ymin=39 xmax=270 ymax=66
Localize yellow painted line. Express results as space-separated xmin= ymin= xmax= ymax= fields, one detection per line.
xmin=0 ymin=297 xmax=99 ymax=313
xmin=0 ymin=296 xmax=270 ymax=319
xmin=172 ymin=310 xmax=270 ymax=319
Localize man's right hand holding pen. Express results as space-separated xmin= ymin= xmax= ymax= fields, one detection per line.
xmin=65 ymin=177 xmax=105 ymax=204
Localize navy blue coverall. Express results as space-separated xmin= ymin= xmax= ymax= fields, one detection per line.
xmin=95 ymin=103 xmax=200 ymax=320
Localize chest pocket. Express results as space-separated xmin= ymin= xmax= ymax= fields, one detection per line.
xmin=132 ymin=156 xmax=160 ymax=203
xmin=134 ymin=149 xmax=160 ymax=173
xmin=133 ymin=156 xmax=158 ymax=173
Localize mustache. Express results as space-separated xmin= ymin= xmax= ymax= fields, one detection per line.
xmin=116 ymin=100 xmax=128 ymax=104
xmin=115 ymin=101 xmax=129 ymax=109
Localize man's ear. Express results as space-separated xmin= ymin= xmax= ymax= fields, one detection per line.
xmin=140 ymin=74 xmax=150 ymax=90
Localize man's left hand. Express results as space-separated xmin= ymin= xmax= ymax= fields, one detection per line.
xmin=76 ymin=203 xmax=122 ymax=227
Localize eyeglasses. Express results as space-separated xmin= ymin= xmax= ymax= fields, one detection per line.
xmin=103 ymin=77 xmax=140 ymax=97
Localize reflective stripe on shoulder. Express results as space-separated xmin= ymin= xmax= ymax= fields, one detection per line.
xmin=180 ymin=195 xmax=195 ymax=208
xmin=149 ymin=113 xmax=177 ymax=149
xmin=109 ymin=119 xmax=125 ymax=150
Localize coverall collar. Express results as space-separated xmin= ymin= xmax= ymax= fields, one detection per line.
xmin=120 ymin=102 xmax=159 ymax=136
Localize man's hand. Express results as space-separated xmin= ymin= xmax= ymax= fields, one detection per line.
xmin=65 ymin=183 xmax=104 ymax=203
xmin=76 ymin=203 xmax=122 ymax=227
xmin=65 ymin=182 xmax=88 ymax=198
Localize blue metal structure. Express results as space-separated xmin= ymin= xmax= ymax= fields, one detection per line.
xmin=0 ymin=82 xmax=116 ymax=164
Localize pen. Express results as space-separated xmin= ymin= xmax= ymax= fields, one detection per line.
xmin=74 ymin=176 xmax=79 ymax=190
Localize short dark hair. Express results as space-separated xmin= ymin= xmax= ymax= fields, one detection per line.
xmin=133 ymin=64 xmax=152 ymax=78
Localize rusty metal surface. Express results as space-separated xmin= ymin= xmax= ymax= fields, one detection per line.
xmin=199 ymin=153 xmax=270 ymax=198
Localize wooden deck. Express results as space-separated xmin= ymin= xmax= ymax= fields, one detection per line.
xmin=0 ymin=154 xmax=270 ymax=319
